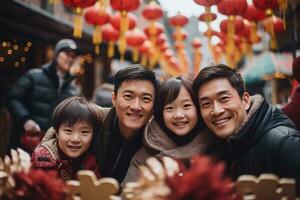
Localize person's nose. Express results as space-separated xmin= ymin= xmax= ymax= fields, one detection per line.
xmin=211 ymin=102 xmax=225 ymax=116
xmin=130 ymin=98 xmax=142 ymax=112
xmin=70 ymin=133 xmax=80 ymax=143
xmin=174 ymin=108 xmax=184 ymax=119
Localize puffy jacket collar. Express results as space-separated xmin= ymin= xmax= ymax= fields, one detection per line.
xmin=42 ymin=62 xmax=75 ymax=88
xmin=228 ymin=95 xmax=294 ymax=156
xmin=143 ymin=118 xmax=213 ymax=159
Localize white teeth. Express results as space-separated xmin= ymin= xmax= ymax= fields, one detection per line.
xmin=214 ymin=117 xmax=230 ymax=125
xmin=174 ymin=122 xmax=187 ymax=126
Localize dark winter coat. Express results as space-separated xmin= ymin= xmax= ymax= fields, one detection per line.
xmin=31 ymin=128 xmax=101 ymax=181
xmin=221 ymin=95 xmax=300 ymax=192
xmin=5 ymin=62 xmax=79 ymax=131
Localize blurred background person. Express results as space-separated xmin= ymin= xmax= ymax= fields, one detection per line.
xmin=5 ymin=38 xmax=81 ymax=151
xmin=282 ymin=56 xmax=300 ymax=130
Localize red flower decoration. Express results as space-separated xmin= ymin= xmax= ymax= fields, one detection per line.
xmin=12 ymin=169 xmax=67 ymax=200
xmin=166 ymin=155 xmax=237 ymax=200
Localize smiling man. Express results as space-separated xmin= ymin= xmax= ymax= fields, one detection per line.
xmin=193 ymin=64 xmax=300 ymax=193
xmin=93 ymin=65 xmax=159 ymax=183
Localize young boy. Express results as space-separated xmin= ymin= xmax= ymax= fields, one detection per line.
xmin=31 ymin=96 xmax=101 ymax=181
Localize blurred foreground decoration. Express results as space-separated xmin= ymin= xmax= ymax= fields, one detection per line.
xmin=67 ymin=170 xmax=120 ymax=200
xmin=237 ymin=174 xmax=296 ymax=200
xmin=0 ymin=149 xmax=67 ymax=200
xmin=123 ymin=155 xmax=236 ymax=200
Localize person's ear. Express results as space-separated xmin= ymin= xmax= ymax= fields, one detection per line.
xmin=112 ymin=92 xmax=116 ymax=107
xmin=242 ymin=92 xmax=251 ymax=111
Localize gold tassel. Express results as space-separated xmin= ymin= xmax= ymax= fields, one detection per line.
xmin=108 ymin=41 xmax=114 ymax=58
xmin=278 ymin=0 xmax=287 ymax=29
xmin=250 ymin=22 xmax=259 ymax=43
xmin=133 ymin=47 xmax=139 ymax=62
xmin=73 ymin=7 xmax=83 ymax=38
xmin=95 ymin=44 xmax=100 ymax=55
xmin=141 ymin=54 xmax=147 ymax=66
xmin=93 ymin=25 xmax=102 ymax=44
xmin=119 ymin=35 xmax=126 ymax=61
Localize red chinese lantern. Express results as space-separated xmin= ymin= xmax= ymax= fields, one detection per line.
xmin=110 ymin=0 xmax=140 ymax=60
xmin=192 ymin=37 xmax=202 ymax=49
xmin=84 ymin=5 xmax=110 ymax=55
xmin=253 ymin=0 xmax=278 ymax=13
xmin=139 ymin=40 xmax=151 ymax=66
xmin=126 ymin=29 xmax=147 ymax=62
xmin=110 ymin=0 xmax=140 ymax=11
xmin=198 ymin=12 xmax=217 ymax=23
xmin=110 ymin=12 xmax=137 ymax=60
xmin=220 ymin=17 xmax=245 ymax=34
xmin=169 ymin=13 xmax=189 ymax=27
xmin=264 ymin=16 xmax=284 ymax=49
xmin=159 ymin=42 xmax=169 ymax=52
xmin=102 ymin=24 xmax=119 ymax=58
xmin=193 ymin=0 xmax=221 ymax=7
xmin=144 ymin=22 xmax=164 ymax=37
xmin=63 ymin=0 xmax=97 ymax=38
xmin=243 ymin=4 xmax=266 ymax=44
xmin=217 ymin=0 xmax=248 ymax=17
xmin=142 ymin=1 xmax=163 ymax=21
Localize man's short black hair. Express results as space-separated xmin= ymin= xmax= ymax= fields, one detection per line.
xmin=113 ymin=64 xmax=159 ymax=96
xmin=192 ymin=64 xmax=246 ymax=99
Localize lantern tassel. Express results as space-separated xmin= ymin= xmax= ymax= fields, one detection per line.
xmin=108 ymin=41 xmax=115 ymax=58
xmin=95 ymin=44 xmax=100 ymax=55
xmin=74 ymin=7 xmax=83 ymax=38
xmin=141 ymin=54 xmax=147 ymax=66
xmin=132 ymin=47 xmax=139 ymax=62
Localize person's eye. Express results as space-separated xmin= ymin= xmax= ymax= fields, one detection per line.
xmin=64 ymin=129 xmax=72 ymax=134
xmin=81 ymin=130 xmax=91 ymax=136
xmin=164 ymin=106 xmax=173 ymax=111
xmin=142 ymin=96 xmax=152 ymax=103
xmin=183 ymin=103 xmax=193 ymax=109
xmin=123 ymin=94 xmax=132 ymax=100
xmin=220 ymin=96 xmax=229 ymax=102
xmin=200 ymin=102 xmax=210 ymax=109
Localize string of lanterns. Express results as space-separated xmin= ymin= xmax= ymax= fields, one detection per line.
xmin=46 ymin=0 xmax=288 ymax=76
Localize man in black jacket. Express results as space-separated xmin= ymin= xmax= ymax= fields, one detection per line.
xmin=193 ymin=64 xmax=300 ymax=192
xmin=5 ymin=39 xmax=80 ymax=149
xmin=92 ymin=65 xmax=159 ymax=183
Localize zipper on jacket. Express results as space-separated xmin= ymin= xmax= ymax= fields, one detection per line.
xmin=111 ymin=145 xmax=125 ymax=172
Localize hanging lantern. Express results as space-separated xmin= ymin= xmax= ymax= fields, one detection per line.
xmin=263 ymin=16 xmax=284 ymax=49
xmin=102 ymin=24 xmax=120 ymax=58
xmin=198 ymin=12 xmax=217 ymax=23
xmin=63 ymin=0 xmax=97 ymax=38
xmin=84 ymin=5 xmax=110 ymax=55
xmin=169 ymin=13 xmax=189 ymax=27
xmin=192 ymin=37 xmax=202 ymax=76
xmin=142 ymin=1 xmax=163 ymax=21
xmin=217 ymin=0 xmax=248 ymax=16
xmin=243 ymin=4 xmax=266 ymax=43
xmin=139 ymin=40 xmax=151 ymax=66
xmin=126 ymin=29 xmax=147 ymax=62
xmin=253 ymin=0 xmax=278 ymax=14
xmin=193 ymin=0 xmax=221 ymax=10
xmin=144 ymin=22 xmax=164 ymax=42
xmin=110 ymin=12 xmax=137 ymax=60
xmin=110 ymin=0 xmax=140 ymax=60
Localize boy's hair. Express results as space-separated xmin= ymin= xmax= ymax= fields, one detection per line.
xmin=52 ymin=96 xmax=100 ymax=135
xmin=192 ymin=64 xmax=246 ymax=99
xmin=113 ymin=64 xmax=159 ymax=96
xmin=154 ymin=76 xmax=202 ymax=133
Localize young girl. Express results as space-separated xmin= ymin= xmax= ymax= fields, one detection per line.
xmin=122 ymin=77 xmax=217 ymax=185
xmin=31 ymin=96 xmax=101 ymax=181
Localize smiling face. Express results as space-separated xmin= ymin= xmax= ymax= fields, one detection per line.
xmin=112 ymin=79 xmax=155 ymax=139
xmin=57 ymin=121 xmax=93 ymax=159
xmin=198 ymin=78 xmax=250 ymax=139
xmin=163 ymin=86 xmax=198 ymax=136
